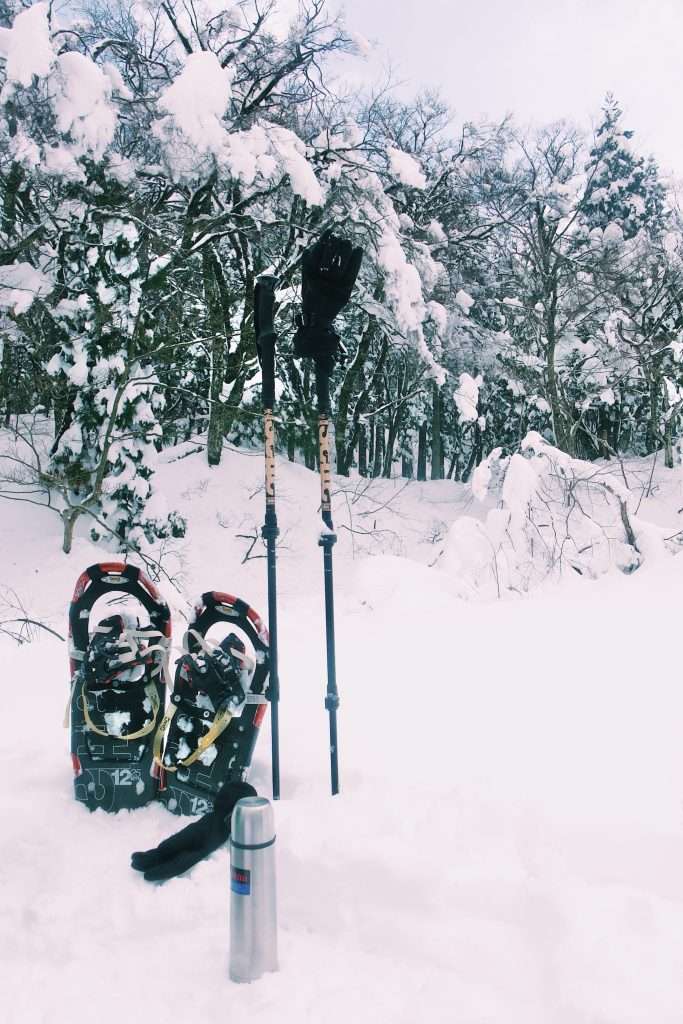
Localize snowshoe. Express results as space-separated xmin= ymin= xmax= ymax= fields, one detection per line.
xmin=155 ymin=591 xmax=269 ymax=816
xmin=67 ymin=563 xmax=171 ymax=812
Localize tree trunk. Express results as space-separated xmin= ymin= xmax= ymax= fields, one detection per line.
xmin=358 ymin=427 xmax=367 ymax=476
xmin=204 ymin=251 xmax=228 ymax=467
xmin=1 ymin=339 xmax=12 ymax=426
xmin=430 ymin=382 xmax=443 ymax=480
xmin=304 ymin=431 xmax=315 ymax=470
xmin=545 ymin=293 xmax=575 ymax=456
xmin=664 ymin=417 xmax=674 ymax=469
xmin=446 ymin=450 xmax=459 ymax=480
xmin=371 ymin=420 xmax=384 ymax=478
xmin=462 ymin=424 xmax=483 ymax=482
xmin=335 ymin=326 xmax=389 ymax=476
xmin=417 ymin=423 xmax=427 ymax=481
xmin=62 ymin=509 xmax=80 ymax=554
xmin=382 ymin=420 xmax=397 ymax=478
xmin=334 ymin=309 xmax=379 ymax=475
xmin=646 ymin=372 xmax=660 ymax=455
xmin=401 ymin=448 xmax=414 ymax=479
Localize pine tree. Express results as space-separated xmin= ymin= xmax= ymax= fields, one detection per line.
xmin=582 ymin=95 xmax=666 ymax=243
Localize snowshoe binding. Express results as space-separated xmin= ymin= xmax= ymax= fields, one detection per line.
xmin=155 ymin=591 xmax=269 ymax=816
xmin=68 ymin=563 xmax=171 ymax=812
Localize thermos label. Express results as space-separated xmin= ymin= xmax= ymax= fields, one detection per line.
xmin=231 ymin=866 xmax=251 ymax=895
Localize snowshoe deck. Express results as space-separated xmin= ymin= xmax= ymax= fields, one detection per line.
xmin=68 ymin=563 xmax=171 ymax=812
xmin=155 ymin=591 xmax=269 ymax=816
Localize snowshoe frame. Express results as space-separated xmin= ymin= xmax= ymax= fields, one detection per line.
xmin=156 ymin=590 xmax=269 ymax=816
xmin=68 ymin=562 xmax=171 ymax=813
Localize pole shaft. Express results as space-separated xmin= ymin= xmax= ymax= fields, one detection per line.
xmin=263 ymin=410 xmax=280 ymax=800
xmin=317 ymin=405 xmax=340 ymax=795
xmin=322 ymin=538 xmax=339 ymax=794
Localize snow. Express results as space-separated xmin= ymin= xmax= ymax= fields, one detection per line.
xmin=347 ymin=30 xmax=373 ymax=58
xmin=153 ymin=56 xmax=322 ymax=204
xmin=455 ymin=288 xmax=474 ymax=314
xmin=387 ymin=145 xmax=427 ymax=189
xmin=454 ymin=372 xmax=480 ymax=423
xmin=265 ymin=124 xmax=324 ymax=206
xmin=0 ymin=3 xmax=53 ymax=88
xmin=49 ymin=52 xmax=117 ymax=160
xmin=0 ymin=262 xmax=52 ymax=314
xmin=155 ymin=51 xmax=233 ymax=170
xmin=103 ymin=710 xmax=132 ymax=737
xmin=602 ymin=221 xmax=625 ymax=248
xmin=102 ymin=62 xmax=133 ymax=101
xmin=3 ymin=436 xmax=683 ymax=1022
xmin=427 ymin=218 xmax=447 ymax=243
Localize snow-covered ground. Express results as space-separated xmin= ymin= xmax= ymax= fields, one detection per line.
xmin=3 ymin=441 xmax=683 ymax=1023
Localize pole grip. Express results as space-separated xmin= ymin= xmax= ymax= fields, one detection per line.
xmin=264 ymin=410 xmax=276 ymax=508
xmin=318 ymin=414 xmax=333 ymax=519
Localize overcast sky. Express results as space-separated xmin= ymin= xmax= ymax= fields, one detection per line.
xmin=330 ymin=0 xmax=683 ymax=176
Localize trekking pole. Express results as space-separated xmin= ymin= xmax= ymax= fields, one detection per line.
xmin=254 ymin=275 xmax=281 ymax=800
xmin=315 ymin=353 xmax=340 ymax=794
xmin=293 ymin=231 xmax=363 ymax=795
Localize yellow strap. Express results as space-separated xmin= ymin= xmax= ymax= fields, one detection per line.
xmin=81 ymin=681 xmax=161 ymax=741
xmin=153 ymin=704 xmax=177 ymax=770
xmin=177 ymin=707 xmax=233 ymax=767
xmin=153 ymin=704 xmax=233 ymax=771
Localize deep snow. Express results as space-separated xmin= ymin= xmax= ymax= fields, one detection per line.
xmin=2 ymin=440 xmax=683 ymax=1023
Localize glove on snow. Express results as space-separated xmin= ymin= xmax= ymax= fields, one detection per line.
xmin=131 ymin=780 xmax=256 ymax=882
xmin=293 ymin=229 xmax=363 ymax=365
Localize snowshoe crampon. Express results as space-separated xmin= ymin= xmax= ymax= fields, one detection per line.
xmin=155 ymin=591 xmax=269 ymax=816
xmin=68 ymin=563 xmax=171 ymax=812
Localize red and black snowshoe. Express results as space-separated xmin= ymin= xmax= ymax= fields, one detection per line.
xmin=155 ymin=591 xmax=269 ymax=816
xmin=67 ymin=563 xmax=171 ymax=812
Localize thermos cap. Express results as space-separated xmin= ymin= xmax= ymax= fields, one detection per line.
xmin=231 ymin=796 xmax=275 ymax=849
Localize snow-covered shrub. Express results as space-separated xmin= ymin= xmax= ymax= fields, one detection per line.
xmin=443 ymin=432 xmax=672 ymax=598
xmin=45 ymin=211 xmax=187 ymax=552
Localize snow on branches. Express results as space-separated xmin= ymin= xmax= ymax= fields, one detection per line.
xmin=443 ymin=433 xmax=675 ymax=599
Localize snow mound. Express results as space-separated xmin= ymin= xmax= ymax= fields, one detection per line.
xmin=443 ymin=432 xmax=675 ymax=598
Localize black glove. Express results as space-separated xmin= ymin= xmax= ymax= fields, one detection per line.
xmin=254 ymin=275 xmax=277 ymax=408
xmin=254 ymin=275 xmax=276 ymax=357
xmin=293 ymin=229 xmax=363 ymax=364
xmin=131 ymin=780 xmax=256 ymax=882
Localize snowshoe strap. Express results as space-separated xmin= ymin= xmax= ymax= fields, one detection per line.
xmin=66 ymin=627 xmax=171 ymax=730
xmin=152 ymin=704 xmax=233 ymax=772
xmin=81 ymin=679 xmax=161 ymax=741
xmin=183 ymin=628 xmax=256 ymax=675
xmin=90 ymin=624 xmax=172 ymax=686
xmin=152 ymin=704 xmax=177 ymax=768
xmin=63 ymin=676 xmax=78 ymax=729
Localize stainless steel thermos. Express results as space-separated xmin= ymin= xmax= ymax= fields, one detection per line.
xmin=229 ymin=796 xmax=278 ymax=982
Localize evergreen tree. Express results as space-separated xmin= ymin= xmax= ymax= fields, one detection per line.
xmin=582 ymin=95 xmax=666 ymax=243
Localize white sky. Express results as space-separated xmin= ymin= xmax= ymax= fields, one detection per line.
xmin=331 ymin=0 xmax=683 ymax=176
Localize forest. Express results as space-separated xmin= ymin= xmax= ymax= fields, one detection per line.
xmin=1 ymin=0 xmax=681 ymax=556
